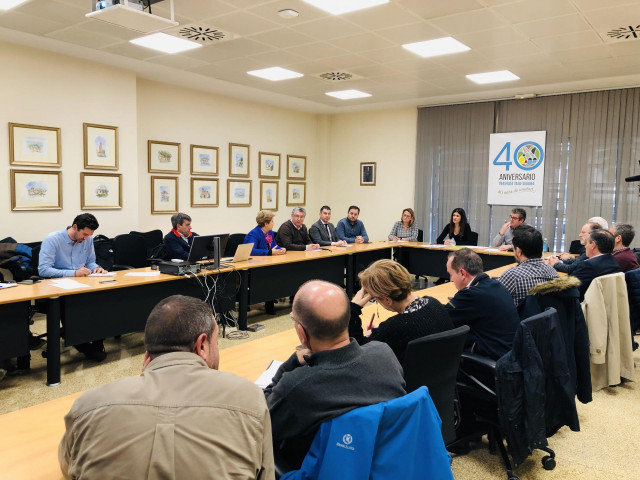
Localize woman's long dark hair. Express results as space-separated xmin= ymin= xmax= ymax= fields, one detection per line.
xmin=448 ymin=208 xmax=468 ymax=237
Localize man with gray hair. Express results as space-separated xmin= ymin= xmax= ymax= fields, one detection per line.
xmin=547 ymin=221 xmax=603 ymax=274
xmin=610 ymin=223 xmax=639 ymax=272
xmin=59 ymin=295 xmax=274 ymax=479
xmin=265 ymin=280 xmax=405 ymax=469
xmin=163 ymin=212 xmax=199 ymax=260
xmin=277 ymin=207 xmax=320 ymax=251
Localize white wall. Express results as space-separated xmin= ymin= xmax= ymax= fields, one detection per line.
xmin=325 ymin=108 xmax=418 ymax=241
xmin=0 ymin=41 xmax=138 ymax=242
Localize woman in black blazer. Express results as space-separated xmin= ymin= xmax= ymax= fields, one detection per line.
xmin=436 ymin=208 xmax=473 ymax=245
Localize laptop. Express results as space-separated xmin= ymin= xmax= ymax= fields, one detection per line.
xmin=221 ymin=242 xmax=253 ymax=263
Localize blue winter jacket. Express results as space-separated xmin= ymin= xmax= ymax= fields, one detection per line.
xmin=244 ymin=225 xmax=280 ymax=256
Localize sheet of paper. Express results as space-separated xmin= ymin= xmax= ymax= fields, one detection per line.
xmin=254 ymin=360 xmax=284 ymax=390
xmin=49 ymin=278 xmax=91 ymax=290
xmin=483 ymin=248 xmax=502 ymax=252
xmin=421 ymin=244 xmax=448 ymax=248
xmin=124 ymin=271 xmax=161 ymax=277
xmin=88 ymin=272 xmax=116 ymax=277
xmin=0 ymin=283 xmax=18 ymax=289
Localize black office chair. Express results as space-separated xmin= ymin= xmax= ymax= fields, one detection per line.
xmin=112 ymin=234 xmax=148 ymax=270
xmin=625 ymin=269 xmax=640 ymax=350
xmin=223 ymin=233 xmax=247 ymax=257
xmin=417 ymin=229 xmax=424 ymax=242
xmin=402 ymin=325 xmax=469 ymax=445
xmin=129 ymin=229 xmax=163 ymax=257
xmin=466 ymin=231 xmax=479 ymax=246
xmin=569 ymin=240 xmax=582 ymax=255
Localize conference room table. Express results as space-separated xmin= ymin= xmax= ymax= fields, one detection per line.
xmin=0 ymin=263 xmax=516 ymax=480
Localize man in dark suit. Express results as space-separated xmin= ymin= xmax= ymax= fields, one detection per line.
xmin=309 ymin=206 xmax=347 ymax=247
xmin=445 ymin=249 xmax=519 ymax=360
xmin=573 ymin=229 xmax=621 ymax=301
xmin=163 ymin=212 xmax=199 ymax=260
xmin=277 ymin=207 xmax=320 ymax=251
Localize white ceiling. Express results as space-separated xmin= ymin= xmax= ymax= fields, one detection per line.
xmin=2 ymin=0 xmax=640 ymax=113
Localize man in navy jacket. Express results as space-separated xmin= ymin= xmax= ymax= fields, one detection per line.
xmin=572 ymin=229 xmax=621 ymax=301
xmin=163 ymin=213 xmax=199 ymax=260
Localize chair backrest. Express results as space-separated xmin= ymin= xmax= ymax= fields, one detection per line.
xmin=467 ymin=231 xmax=479 ymax=246
xmin=280 ymin=387 xmax=453 ymax=480
xmin=417 ymin=229 xmax=424 ymax=242
xmin=129 ymin=229 xmax=163 ymax=256
xmin=224 ymin=233 xmax=247 ymax=257
xmin=569 ymin=239 xmax=582 ymax=254
xmin=402 ymin=325 xmax=470 ymax=445
xmin=113 ymin=234 xmax=148 ymax=269
xmin=626 ymin=268 xmax=640 ymax=333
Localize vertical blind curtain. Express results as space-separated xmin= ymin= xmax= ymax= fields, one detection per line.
xmin=414 ymin=88 xmax=640 ymax=250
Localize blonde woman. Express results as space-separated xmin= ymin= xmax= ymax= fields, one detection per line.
xmin=388 ymin=208 xmax=419 ymax=241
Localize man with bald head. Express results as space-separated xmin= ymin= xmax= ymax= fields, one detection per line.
xmin=264 ymin=280 xmax=406 ymax=469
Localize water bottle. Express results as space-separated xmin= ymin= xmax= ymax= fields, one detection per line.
xmin=543 ymin=238 xmax=549 ymax=252
xmin=96 ymin=0 xmax=113 ymax=10
xmin=449 ymin=236 xmax=456 ymax=246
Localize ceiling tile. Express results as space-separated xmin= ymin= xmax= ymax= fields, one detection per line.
xmin=571 ymin=0 xmax=640 ymax=12
xmin=455 ymin=26 xmax=527 ymax=48
xmin=429 ymin=9 xmax=508 ymax=35
xmin=171 ymin=0 xmax=237 ymax=22
xmin=580 ymin=4 xmax=640 ymax=30
xmin=148 ymin=54 xmax=210 ymax=70
xmin=248 ymin=28 xmax=315 ymax=49
xmin=476 ymin=41 xmax=542 ymax=59
xmin=248 ymin=49 xmax=307 ymax=66
xmin=531 ymin=31 xmax=603 ymax=52
xmin=76 ymin=20 xmax=142 ymax=41
xmin=313 ymin=53 xmax=373 ymax=70
xmin=349 ymin=63 xmax=401 ymax=77
xmin=0 ymin=11 xmax=65 ymax=36
xmin=376 ymin=22 xmax=445 ymax=45
xmin=342 ymin=2 xmax=420 ymax=30
xmin=247 ymin=0 xmax=331 ymax=26
xmin=15 ymin=0 xmax=88 ymax=25
xmin=491 ymin=0 xmax=577 ymax=24
xmin=290 ymin=16 xmax=366 ymax=41
xmin=607 ymin=40 xmax=640 ymax=57
xmin=553 ymin=45 xmax=614 ymax=64
xmin=46 ymin=27 xmax=122 ymax=50
xmin=329 ymin=32 xmax=394 ymax=52
xmin=181 ymin=38 xmax=273 ymax=62
xmin=397 ymin=0 xmax=485 ymax=20
xmin=100 ymin=42 xmax=159 ymax=61
xmin=286 ymin=42 xmax=349 ymax=60
xmin=516 ymin=13 xmax=591 ymax=38
xmin=359 ymin=46 xmax=417 ymax=63
xmin=210 ymin=11 xmax=281 ymax=36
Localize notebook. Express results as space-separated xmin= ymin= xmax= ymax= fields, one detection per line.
xmin=221 ymin=242 xmax=253 ymax=263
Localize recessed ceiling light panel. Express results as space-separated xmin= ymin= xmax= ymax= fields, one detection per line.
xmin=278 ymin=9 xmax=299 ymax=19
xmin=130 ymin=33 xmax=202 ymax=54
xmin=402 ymin=37 xmax=470 ymax=58
xmin=302 ymin=0 xmax=388 ymax=15
xmin=325 ymin=89 xmax=372 ymax=100
xmin=247 ymin=67 xmax=304 ymax=81
xmin=466 ymin=70 xmax=520 ymax=84
xmin=0 ymin=0 xmax=28 ymax=10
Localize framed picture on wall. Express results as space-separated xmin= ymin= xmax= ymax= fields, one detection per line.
xmin=148 ymin=140 xmax=180 ymax=173
xmin=259 ymin=152 xmax=280 ymax=178
xmin=260 ymin=180 xmax=279 ymax=211
xmin=227 ymin=179 xmax=252 ymax=207
xmin=287 ymin=154 xmax=306 ymax=180
xmin=229 ymin=143 xmax=250 ymax=177
xmin=286 ymin=182 xmax=306 ymax=206
xmin=190 ymin=144 xmax=218 ymax=176
xmin=83 ymin=123 xmax=118 ymax=170
xmin=191 ymin=177 xmax=219 ymax=207
xmin=360 ymin=162 xmax=376 ymax=186
xmin=151 ymin=176 xmax=178 ymax=214
xmin=10 ymin=169 xmax=62 ymax=211
xmin=80 ymin=172 xmax=122 ymax=209
xmin=9 ymin=123 xmax=61 ymax=167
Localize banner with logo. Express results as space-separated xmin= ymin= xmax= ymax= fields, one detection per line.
xmin=487 ymin=131 xmax=546 ymax=206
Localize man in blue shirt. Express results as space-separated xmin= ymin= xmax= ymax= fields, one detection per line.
xmin=336 ymin=206 xmax=369 ymax=244
xmin=39 ymin=213 xmax=108 ymax=361
xmin=163 ymin=213 xmax=199 ymax=260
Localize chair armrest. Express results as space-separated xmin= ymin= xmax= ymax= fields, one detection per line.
xmin=461 ymin=352 xmax=497 ymax=370
xmin=458 ymin=352 xmax=497 ymax=397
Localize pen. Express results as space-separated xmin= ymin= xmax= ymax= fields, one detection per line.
xmin=100 ymin=279 xmax=116 ymax=284
xmin=367 ymin=313 xmax=375 ymax=331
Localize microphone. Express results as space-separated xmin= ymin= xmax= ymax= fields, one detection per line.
xmin=625 ymin=174 xmax=640 ymax=182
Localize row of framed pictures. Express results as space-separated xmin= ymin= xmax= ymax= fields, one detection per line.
xmin=151 ymin=177 xmax=306 ymax=214
xmin=149 ymin=141 xmax=307 ymax=180
xmin=8 ymin=122 xmax=119 ymax=170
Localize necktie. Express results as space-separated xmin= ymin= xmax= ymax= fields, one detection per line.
xmin=326 ymin=224 xmax=332 ymax=242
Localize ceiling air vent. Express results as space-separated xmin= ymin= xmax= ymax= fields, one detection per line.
xmin=165 ymin=23 xmax=237 ymax=45
xmin=606 ymin=25 xmax=640 ymax=40
xmin=315 ymin=71 xmax=362 ymax=82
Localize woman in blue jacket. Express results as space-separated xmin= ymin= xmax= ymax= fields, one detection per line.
xmin=244 ymin=210 xmax=287 ymax=256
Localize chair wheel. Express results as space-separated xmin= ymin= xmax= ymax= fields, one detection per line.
xmin=542 ymin=455 xmax=556 ymax=470
xmin=41 ymin=350 xmax=47 ymax=359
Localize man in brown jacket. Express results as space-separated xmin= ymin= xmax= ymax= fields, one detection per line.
xmin=59 ymin=295 xmax=274 ymax=480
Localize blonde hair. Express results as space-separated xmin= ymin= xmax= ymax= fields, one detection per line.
xmin=402 ymin=208 xmax=415 ymax=227
xmin=358 ymin=259 xmax=411 ymax=302
xmin=256 ymin=210 xmax=275 ymax=227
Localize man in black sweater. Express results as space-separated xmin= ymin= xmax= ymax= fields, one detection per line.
xmin=264 ymin=280 xmax=405 ymax=470
xmin=277 ymin=207 xmax=320 ymax=251
xmin=445 ymin=249 xmax=519 ymax=360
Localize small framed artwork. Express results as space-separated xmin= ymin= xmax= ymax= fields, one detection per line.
xmin=190 ymin=144 xmax=218 ymax=176
xmin=83 ymin=123 xmax=118 ymax=170
xmin=151 ymin=176 xmax=178 ymax=214
xmin=287 ymin=154 xmax=306 ymax=180
xmin=227 ymin=179 xmax=252 ymax=207
xmin=148 ymin=140 xmax=180 ymax=173
xmin=9 ymin=123 xmax=61 ymax=167
xmin=10 ymin=169 xmax=62 ymax=211
xmin=260 ymin=180 xmax=279 ymax=211
xmin=229 ymin=143 xmax=250 ymax=177
xmin=191 ymin=177 xmax=219 ymax=207
xmin=81 ymin=173 xmax=122 ymax=209
xmin=259 ymin=152 xmax=280 ymax=178
xmin=360 ymin=162 xmax=376 ymax=186
xmin=286 ymin=182 xmax=306 ymax=206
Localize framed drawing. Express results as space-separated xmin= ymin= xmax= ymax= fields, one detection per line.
xmin=190 ymin=144 xmax=218 ymax=176
xmin=80 ymin=172 xmax=122 ymax=209
xmin=229 ymin=143 xmax=250 ymax=177
xmin=260 ymin=180 xmax=279 ymax=211
xmin=9 ymin=123 xmax=61 ymax=167
xmin=227 ymin=179 xmax=252 ymax=207
xmin=83 ymin=123 xmax=118 ymax=169
xmin=286 ymin=182 xmax=306 ymax=206
xmin=151 ymin=176 xmax=178 ymax=214
xmin=259 ymin=152 xmax=280 ymax=178
xmin=10 ymin=169 xmax=62 ymax=211
xmin=287 ymin=154 xmax=306 ymax=180
xmin=148 ymin=140 xmax=180 ymax=173
xmin=191 ymin=177 xmax=219 ymax=207
xmin=360 ymin=162 xmax=376 ymax=186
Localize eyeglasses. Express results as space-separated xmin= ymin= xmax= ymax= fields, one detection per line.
xmin=509 ymin=215 xmax=521 ymax=220
xmin=290 ymin=314 xmax=310 ymax=338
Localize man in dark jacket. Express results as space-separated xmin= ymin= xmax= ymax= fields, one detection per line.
xmin=277 ymin=207 xmax=320 ymax=251
xmin=610 ymin=223 xmax=639 ymax=272
xmin=163 ymin=213 xmax=199 ymax=260
xmin=445 ymin=249 xmax=519 ymax=360
xmin=572 ymin=229 xmax=621 ymax=300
